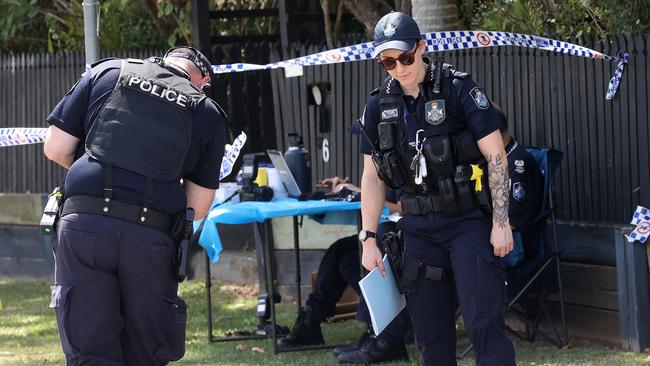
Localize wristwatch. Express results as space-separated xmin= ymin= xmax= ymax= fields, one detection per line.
xmin=358 ymin=229 xmax=376 ymax=242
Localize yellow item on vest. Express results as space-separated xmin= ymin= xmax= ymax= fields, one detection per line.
xmin=470 ymin=164 xmax=483 ymax=192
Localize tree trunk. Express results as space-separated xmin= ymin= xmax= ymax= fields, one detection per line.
xmin=320 ymin=0 xmax=334 ymax=49
xmin=341 ymin=0 xmax=392 ymax=39
xmin=411 ymin=0 xmax=460 ymax=33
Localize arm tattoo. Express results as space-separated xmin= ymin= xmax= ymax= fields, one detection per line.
xmin=488 ymin=153 xmax=509 ymax=229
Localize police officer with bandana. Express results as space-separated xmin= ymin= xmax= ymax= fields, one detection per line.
xmin=358 ymin=12 xmax=516 ymax=366
xmin=44 ymin=47 xmax=225 ymax=365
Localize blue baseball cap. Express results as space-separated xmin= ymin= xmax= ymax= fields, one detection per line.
xmin=372 ymin=12 xmax=421 ymax=58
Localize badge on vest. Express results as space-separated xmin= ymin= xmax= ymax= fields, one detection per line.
xmin=381 ymin=108 xmax=399 ymax=121
xmin=512 ymin=182 xmax=527 ymax=201
xmin=425 ymin=100 xmax=446 ymax=125
xmin=470 ymin=86 xmax=489 ymax=109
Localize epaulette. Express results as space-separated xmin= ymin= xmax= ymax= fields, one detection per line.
xmin=450 ymin=70 xmax=470 ymax=79
xmin=370 ymin=87 xmax=380 ymax=96
xmin=89 ymin=57 xmax=121 ymax=68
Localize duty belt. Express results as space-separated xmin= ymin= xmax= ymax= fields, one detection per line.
xmin=400 ymin=195 xmax=445 ymax=216
xmin=61 ymin=195 xmax=175 ymax=234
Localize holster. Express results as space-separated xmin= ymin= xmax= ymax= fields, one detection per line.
xmin=381 ymin=230 xmax=404 ymax=290
xmin=171 ymin=208 xmax=194 ymax=282
xmin=40 ymin=187 xmax=63 ymax=235
xmin=399 ymin=255 xmax=424 ymax=295
xmin=382 ymin=151 xmax=410 ymax=188
xmin=381 ymin=230 xmax=452 ymax=296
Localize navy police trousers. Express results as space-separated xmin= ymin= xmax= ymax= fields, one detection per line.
xmin=306 ymin=222 xmax=411 ymax=342
xmin=49 ymin=213 xmax=186 ymax=366
xmin=397 ymin=209 xmax=516 ymax=366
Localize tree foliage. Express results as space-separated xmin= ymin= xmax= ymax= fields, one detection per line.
xmin=1 ymin=0 xmax=649 ymax=54
xmin=466 ymin=0 xmax=650 ymax=39
xmin=0 ymin=0 xmax=189 ymax=53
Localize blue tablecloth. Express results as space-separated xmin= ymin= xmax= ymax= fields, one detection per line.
xmin=195 ymin=198 xmax=366 ymax=262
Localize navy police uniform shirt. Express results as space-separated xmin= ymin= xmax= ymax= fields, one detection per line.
xmin=47 ymin=58 xmax=226 ymax=215
xmin=359 ymin=57 xmax=502 ymax=155
xmin=506 ymin=139 xmax=543 ymax=229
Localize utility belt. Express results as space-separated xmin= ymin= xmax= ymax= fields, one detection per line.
xmin=381 ymin=231 xmax=452 ymax=295
xmin=61 ymin=195 xmax=177 ymax=234
xmin=400 ymin=194 xmax=445 ymax=216
xmin=49 ymin=194 xmax=193 ymax=282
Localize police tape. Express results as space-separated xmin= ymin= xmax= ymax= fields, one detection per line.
xmin=626 ymin=205 xmax=650 ymax=244
xmin=0 ymin=128 xmax=47 ymax=147
xmin=219 ymin=131 xmax=247 ymax=181
xmin=211 ymin=30 xmax=629 ymax=100
xmin=0 ymin=127 xmax=246 ymax=181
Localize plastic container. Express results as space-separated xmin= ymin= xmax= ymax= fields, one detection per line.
xmin=266 ymin=165 xmax=288 ymax=198
xmin=284 ymin=133 xmax=312 ymax=194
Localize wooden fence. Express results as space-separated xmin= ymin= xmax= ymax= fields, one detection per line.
xmin=271 ymin=34 xmax=649 ymax=225
xmin=0 ymin=45 xmax=278 ymax=194
xmin=1 ymin=35 xmax=648 ymax=224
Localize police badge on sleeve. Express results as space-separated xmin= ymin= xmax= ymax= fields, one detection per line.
xmin=470 ymin=87 xmax=490 ymax=109
xmin=425 ymin=100 xmax=445 ymax=125
xmin=512 ymin=182 xmax=527 ymax=201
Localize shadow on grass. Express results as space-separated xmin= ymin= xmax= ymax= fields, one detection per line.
xmin=2 ymin=280 xmax=650 ymax=366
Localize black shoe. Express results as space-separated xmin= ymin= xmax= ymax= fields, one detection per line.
xmin=337 ymin=336 xmax=408 ymax=364
xmin=333 ymin=331 xmax=371 ymax=357
xmin=277 ymin=306 xmax=324 ymax=349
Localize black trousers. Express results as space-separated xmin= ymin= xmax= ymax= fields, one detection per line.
xmin=50 ymin=213 xmax=186 ymax=366
xmin=306 ymin=222 xmax=411 ymax=342
xmin=397 ymin=209 xmax=516 ymax=366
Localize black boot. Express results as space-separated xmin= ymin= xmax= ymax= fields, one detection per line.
xmin=337 ymin=335 xmax=408 ymax=364
xmin=277 ymin=306 xmax=324 ymax=349
xmin=333 ymin=330 xmax=371 ymax=357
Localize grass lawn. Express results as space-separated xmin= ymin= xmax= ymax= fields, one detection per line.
xmin=1 ymin=279 xmax=649 ymax=365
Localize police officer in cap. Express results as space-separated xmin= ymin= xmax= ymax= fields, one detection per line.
xmin=358 ymin=12 xmax=516 ymax=365
xmin=44 ymin=47 xmax=225 ymax=365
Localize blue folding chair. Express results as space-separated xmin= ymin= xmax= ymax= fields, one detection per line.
xmin=458 ymin=148 xmax=568 ymax=358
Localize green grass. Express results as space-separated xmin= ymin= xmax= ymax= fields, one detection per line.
xmin=1 ymin=280 xmax=649 ymax=365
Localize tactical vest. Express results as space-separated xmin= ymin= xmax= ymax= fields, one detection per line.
xmin=86 ymin=58 xmax=206 ymax=182
xmin=375 ymin=61 xmax=489 ymax=216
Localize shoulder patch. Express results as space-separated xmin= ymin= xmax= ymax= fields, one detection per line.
xmin=512 ymin=182 xmax=527 ymax=201
xmin=469 ymin=86 xmax=490 ymax=109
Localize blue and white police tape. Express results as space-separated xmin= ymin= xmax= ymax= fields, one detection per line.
xmin=212 ymin=30 xmax=629 ymax=99
xmin=219 ymin=131 xmax=246 ymax=181
xmin=0 ymin=128 xmax=47 ymax=147
xmin=0 ymin=127 xmax=246 ymax=181
xmin=626 ymin=205 xmax=650 ymax=244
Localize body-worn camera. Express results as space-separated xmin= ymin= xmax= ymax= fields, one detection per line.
xmin=40 ymin=187 xmax=63 ymax=235
xmin=378 ymin=121 xmax=397 ymax=151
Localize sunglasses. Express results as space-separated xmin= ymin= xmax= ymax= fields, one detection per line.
xmin=377 ymin=45 xmax=418 ymax=71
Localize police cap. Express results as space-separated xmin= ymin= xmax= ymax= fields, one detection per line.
xmin=372 ymin=12 xmax=421 ymax=58
xmin=164 ymin=46 xmax=214 ymax=81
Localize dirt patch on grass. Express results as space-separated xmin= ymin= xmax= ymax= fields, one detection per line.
xmin=220 ymin=284 xmax=259 ymax=298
